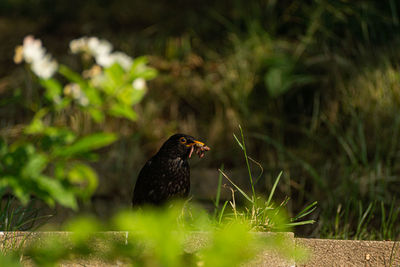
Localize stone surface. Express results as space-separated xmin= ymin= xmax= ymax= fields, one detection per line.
xmin=0 ymin=231 xmax=295 ymax=267
xmin=185 ymin=232 xmax=295 ymax=267
xmin=296 ymin=238 xmax=400 ymax=267
xmin=2 ymin=232 xmax=399 ymax=266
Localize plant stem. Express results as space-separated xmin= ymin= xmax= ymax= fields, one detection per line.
xmin=238 ymin=125 xmax=256 ymax=201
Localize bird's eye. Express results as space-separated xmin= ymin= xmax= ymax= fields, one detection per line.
xmin=179 ymin=137 xmax=187 ymax=143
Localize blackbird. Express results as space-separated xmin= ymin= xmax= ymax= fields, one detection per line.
xmin=132 ymin=133 xmax=210 ymax=206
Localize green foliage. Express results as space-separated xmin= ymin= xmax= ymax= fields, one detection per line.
xmin=0 ymin=195 xmax=51 ymax=231
xmin=264 ymin=55 xmax=315 ymax=98
xmin=321 ymin=198 xmax=400 ymax=240
xmin=0 ymin=129 xmax=115 ymax=210
xmin=21 ymin=202 xmax=303 ymax=266
xmin=0 ymin=36 xmax=156 ymax=210
xmin=0 ymin=254 xmax=21 ymax=267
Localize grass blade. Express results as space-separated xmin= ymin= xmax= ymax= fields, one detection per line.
xmin=266 ymin=171 xmax=283 ymax=206
xmin=233 ymin=133 xmax=244 ymax=150
xmin=218 ymin=169 xmax=253 ymax=203
xmin=218 ymin=201 xmax=229 ymax=224
xmin=214 ymin=165 xmax=224 ymax=218
xmin=292 ymin=201 xmax=318 ymax=221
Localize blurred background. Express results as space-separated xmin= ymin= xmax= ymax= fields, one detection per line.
xmin=1 ymin=0 xmax=400 ymax=239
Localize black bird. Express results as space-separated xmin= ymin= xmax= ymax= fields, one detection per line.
xmin=132 ymin=133 xmax=210 ymax=206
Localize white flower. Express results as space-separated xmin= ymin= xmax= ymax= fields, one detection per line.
xmin=68 ymin=36 xmax=133 ymax=71
xmin=70 ymin=36 xmax=113 ymax=59
xmin=91 ymin=73 xmax=106 ymax=87
xmin=15 ymin=35 xmax=58 ymax=79
xmin=78 ymin=95 xmax=89 ymax=106
xmin=30 ymin=55 xmax=58 ymax=79
xmin=95 ymin=51 xmax=133 ymax=70
xmin=132 ymin=78 xmax=146 ymax=90
xmin=111 ymin=52 xmax=133 ymax=70
xmin=22 ymin=35 xmax=46 ymax=64
xmin=69 ymin=37 xmax=88 ymax=54
xmin=72 ymin=84 xmax=82 ymax=98
xmin=88 ymin=37 xmax=112 ymax=58
xmin=63 ymin=83 xmax=89 ymax=106
xmin=95 ymin=52 xmax=115 ymax=68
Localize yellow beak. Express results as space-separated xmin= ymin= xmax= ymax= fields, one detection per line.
xmin=186 ymin=140 xmax=205 ymax=147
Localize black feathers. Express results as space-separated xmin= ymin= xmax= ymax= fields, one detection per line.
xmin=132 ymin=133 xmax=209 ymax=206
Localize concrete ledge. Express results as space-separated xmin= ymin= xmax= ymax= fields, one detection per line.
xmin=0 ymin=231 xmax=295 ymax=267
xmin=1 ymin=232 xmax=399 ymax=266
xmin=296 ymin=238 xmax=400 ymax=267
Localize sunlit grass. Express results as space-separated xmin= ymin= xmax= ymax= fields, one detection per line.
xmin=214 ymin=126 xmax=316 ymax=232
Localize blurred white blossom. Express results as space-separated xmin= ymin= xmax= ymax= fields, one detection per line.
xmin=110 ymin=52 xmax=133 ymax=70
xmin=64 ymin=83 xmax=89 ymax=106
xmin=31 ymin=55 xmax=58 ymax=79
xmin=95 ymin=52 xmax=115 ymax=68
xmin=78 ymin=95 xmax=89 ymax=106
xmin=97 ymin=51 xmax=133 ymax=70
xmin=70 ymin=37 xmax=112 ymax=57
xmin=22 ymin=36 xmax=46 ymax=64
xmin=69 ymin=37 xmax=88 ymax=54
xmin=69 ymin=36 xmax=133 ymax=70
xmin=88 ymin=37 xmax=112 ymax=57
xmin=82 ymin=64 xmax=102 ymax=79
xmin=132 ymin=78 xmax=146 ymax=91
xmin=89 ymin=72 xmax=106 ymax=87
xmin=14 ymin=35 xmax=58 ymax=79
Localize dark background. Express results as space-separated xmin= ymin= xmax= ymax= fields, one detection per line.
xmin=1 ymin=0 xmax=400 ymax=239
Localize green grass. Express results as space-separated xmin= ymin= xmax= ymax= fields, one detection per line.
xmin=320 ymin=198 xmax=400 ymax=240
xmin=214 ymin=126 xmax=317 ymax=232
xmin=0 ymin=195 xmax=52 ymax=232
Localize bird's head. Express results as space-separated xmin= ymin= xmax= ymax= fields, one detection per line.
xmin=159 ymin=133 xmax=210 ymax=159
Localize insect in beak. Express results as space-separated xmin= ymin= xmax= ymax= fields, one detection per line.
xmin=187 ymin=140 xmax=210 ymax=158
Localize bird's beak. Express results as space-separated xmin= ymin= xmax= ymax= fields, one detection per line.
xmin=186 ymin=140 xmax=205 ymax=147
xmin=187 ymin=139 xmax=210 ymax=158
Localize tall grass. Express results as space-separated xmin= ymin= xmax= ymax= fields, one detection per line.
xmin=0 ymin=195 xmax=52 ymax=232
xmin=321 ymin=198 xmax=400 ymax=240
xmin=214 ymin=126 xmax=317 ymax=231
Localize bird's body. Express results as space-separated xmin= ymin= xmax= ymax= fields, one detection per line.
xmin=132 ymin=133 xmax=210 ymax=206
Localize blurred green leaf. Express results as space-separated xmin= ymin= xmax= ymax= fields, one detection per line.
xmin=67 ymin=163 xmax=98 ymax=198
xmin=87 ymin=107 xmax=105 ymax=123
xmin=33 ymin=175 xmax=77 ymax=210
xmin=114 ymin=205 xmax=187 ymax=266
xmin=40 ymin=128 xmax=76 ymax=151
xmin=108 ymin=103 xmax=138 ymax=121
xmin=65 ymin=216 xmax=102 ymax=243
xmin=21 ymin=153 xmax=48 ymax=178
xmin=40 ymin=78 xmax=63 ymax=106
xmin=0 ymin=254 xmax=22 ymax=267
xmin=25 ymin=108 xmax=48 ymax=134
xmin=0 ymin=137 xmax=7 ymax=157
xmin=130 ymin=56 xmax=158 ymax=80
xmin=52 ymin=133 xmax=117 ymax=158
xmin=83 ymin=86 xmax=103 ymax=106
xmin=0 ymin=176 xmax=30 ymax=205
xmin=200 ymin=222 xmax=256 ymax=267
xmin=104 ymin=63 xmax=125 ymax=93
xmin=265 ymin=68 xmax=291 ymax=97
xmin=58 ymin=64 xmax=86 ymax=86
xmin=117 ymin=85 xmax=145 ymax=106
xmin=135 ymin=68 xmax=158 ymax=80
xmin=264 ymin=55 xmax=314 ymax=97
